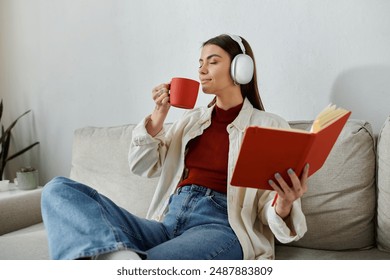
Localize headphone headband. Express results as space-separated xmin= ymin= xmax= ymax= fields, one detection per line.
xmin=227 ymin=34 xmax=246 ymax=54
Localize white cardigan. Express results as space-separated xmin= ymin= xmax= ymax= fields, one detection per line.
xmin=129 ymin=98 xmax=307 ymax=259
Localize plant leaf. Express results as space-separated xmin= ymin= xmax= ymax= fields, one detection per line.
xmin=0 ymin=110 xmax=31 ymax=144
xmin=0 ymin=99 xmax=3 ymax=121
xmin=0 ymin=126 xmax=5 ymax=176
xmin=0 ymin=131 xmax=12 ymax=177
xmin=6 ymin=141 xmax=40 ymax=162
xmin=2 ymin=131 xmax=11 ymax=163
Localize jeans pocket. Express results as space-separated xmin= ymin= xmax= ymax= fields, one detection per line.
xmin=207 ymin=195 xmax=228 ymax=214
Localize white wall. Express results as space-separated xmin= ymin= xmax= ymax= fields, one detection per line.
xmin=1 ymin=0 xmax=389 ymax=184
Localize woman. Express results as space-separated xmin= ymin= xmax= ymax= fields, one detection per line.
xmin=41 ymin=34 xmax=308 ymax=260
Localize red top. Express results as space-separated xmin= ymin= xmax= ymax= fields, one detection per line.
xmin=178 ymin=103 xmax=243 ymax=193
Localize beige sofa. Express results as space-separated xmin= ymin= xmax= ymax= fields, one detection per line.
xmin=1 ymin=116 xmax=390 ymax=260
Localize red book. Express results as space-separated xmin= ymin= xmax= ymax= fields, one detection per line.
xmin=230 ymin=105 xmax=351 ymax=190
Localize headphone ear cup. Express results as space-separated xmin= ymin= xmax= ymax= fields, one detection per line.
xmin=230 ymin=54 xmax=254 ymax=85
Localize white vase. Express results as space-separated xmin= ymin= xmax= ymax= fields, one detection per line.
xmin=16 ymin=170 xmax=39 ymax=190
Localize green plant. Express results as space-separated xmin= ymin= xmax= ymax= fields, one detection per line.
xmin=18 ymin=166 xmax=37 ymax=173
xmin=0 ymin=99 xmax=40 ymax=179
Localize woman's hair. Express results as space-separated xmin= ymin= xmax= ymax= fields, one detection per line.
xmin=202 ymin=34 xmax=265 ymax=111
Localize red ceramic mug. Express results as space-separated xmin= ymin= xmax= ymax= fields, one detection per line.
xmin=169 ymin=77 xmax=200 ymax=109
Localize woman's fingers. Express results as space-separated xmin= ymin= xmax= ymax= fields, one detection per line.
xmin=269 ymin=164 xmax=310 ymax=201
xmin=152 ymin=84 xmax=171 ymax=108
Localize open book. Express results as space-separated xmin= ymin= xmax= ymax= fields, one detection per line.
xmin=230 ymin=104 xmax=351 ymax=190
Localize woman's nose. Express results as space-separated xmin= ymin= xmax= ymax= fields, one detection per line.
xmin=198 ymin=64 xmax=207 ymax=74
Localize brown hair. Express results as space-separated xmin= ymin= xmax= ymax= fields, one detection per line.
xmin=202 ymin=34 xmax=265 ymax=111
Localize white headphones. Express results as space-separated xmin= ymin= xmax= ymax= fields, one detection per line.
xmin=228 ymin=34 xmax=254 ymax=85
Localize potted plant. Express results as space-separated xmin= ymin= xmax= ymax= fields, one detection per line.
xmin=15 ymin=166 xmax=39 ymax=190
xmin=0 ymin=99 xmax=40 ymax=183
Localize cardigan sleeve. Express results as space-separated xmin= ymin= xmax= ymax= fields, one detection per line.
xmin=260 ymin=193 xmax=307 ymax=243
xmin=128 ymin=116 xmax=170 ymax=178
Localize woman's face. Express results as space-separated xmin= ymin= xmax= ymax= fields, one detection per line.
xmin=198 ymin=44 xmax=234 ymax=95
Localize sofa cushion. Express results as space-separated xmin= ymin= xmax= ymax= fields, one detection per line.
xmin=275 ymin=244 xmax=390 ymax=260
xmin=377 ymin=116 xmax=390 ymax=252
xmin=0 ymin=223 xmax=49 ymax=260
xmin=287 ymin=119 xmax=376 ymax=250
xmin=69 ymin=124 xmax=158 ymax=218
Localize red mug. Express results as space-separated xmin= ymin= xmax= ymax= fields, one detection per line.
xmin=169 ymin=77 xmax=200 ymax=109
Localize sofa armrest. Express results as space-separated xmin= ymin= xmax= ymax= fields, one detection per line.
xmin=0 ymin=188 xmax=43 ymax=235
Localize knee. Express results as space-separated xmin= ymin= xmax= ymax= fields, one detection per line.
xmin=41 ymin=176 xmax=73 ymax=204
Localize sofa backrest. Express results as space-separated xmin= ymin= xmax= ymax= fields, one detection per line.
xmin=288 ymin=119 xmax=376 ymax=251
xmin=377 ymin=116 xmax=390 ymax=252
xmin=70 ymin=124 xmax=158 ymax=218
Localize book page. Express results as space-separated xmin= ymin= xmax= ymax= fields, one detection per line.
xmin=311 ymin=104 xmax=349 ymax=133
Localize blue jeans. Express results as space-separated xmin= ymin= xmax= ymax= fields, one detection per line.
xmin=41 ymin=177 xmax=243 ymax=260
